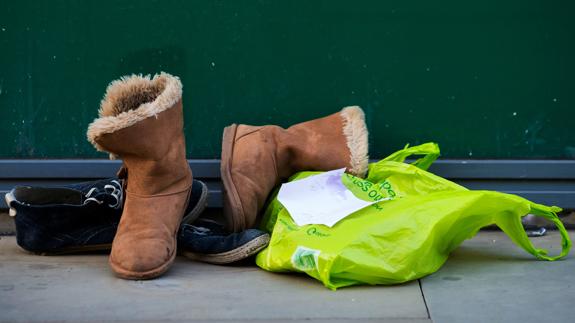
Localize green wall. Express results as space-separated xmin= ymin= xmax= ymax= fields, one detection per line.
xmin=1 ymin=0 xmax=573 ymax=159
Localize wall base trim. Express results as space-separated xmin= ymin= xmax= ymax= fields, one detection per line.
xmin=1 ymin=159 xmax=574 ymax=209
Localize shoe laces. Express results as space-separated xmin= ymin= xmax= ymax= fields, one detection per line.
xmin=83 ymin=180 xmax=123 ymax=209
xmin=187 ymin=225 xmax=211 ymax=236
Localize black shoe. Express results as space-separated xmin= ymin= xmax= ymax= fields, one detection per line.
xmin=178 ymin=218 xmax=270 ymax=264
xmin=5 ymin=179 xmax=209 ymax=255
xmin=182 ymin=180 xmax=209 ymax=225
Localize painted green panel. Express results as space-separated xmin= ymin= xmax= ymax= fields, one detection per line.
xmin=0 ymin=0 xmax=573 ymax=159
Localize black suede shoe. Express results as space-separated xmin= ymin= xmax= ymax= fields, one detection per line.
xmin=5 ymin=178 xmax=208 ymax=255
xmin=178 ymin=218 xmax=270 ymax=264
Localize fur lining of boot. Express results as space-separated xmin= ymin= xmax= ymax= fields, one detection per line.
xmin=341 ymin=106 xmax=369 ymax=178
xmin=86 ymin=72 xmax=182 ymax=153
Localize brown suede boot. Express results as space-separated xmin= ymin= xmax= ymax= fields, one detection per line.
xmin=221 ymin=106 xmax=369 ymax=232
xmin=87 ymin=73 xmax=192 ymax=280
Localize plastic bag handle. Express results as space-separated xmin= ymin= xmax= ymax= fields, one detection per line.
xmin=506 ymin=204 xmax=571 ymax=261
xmin=380 ymin=142 xmax=440 ymax=171
xmin=523 ymin=205 xmax=572 ymax=261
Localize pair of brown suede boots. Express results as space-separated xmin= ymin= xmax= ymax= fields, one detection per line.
xmin=87 ymin=72 xmax=369 ymax=280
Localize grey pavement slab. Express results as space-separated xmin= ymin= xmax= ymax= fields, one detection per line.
xmin=421 ymin=230 xmax=575 ymax=323
xmin=2 ymin=229 xmax=572 ymax=323
xmin=0 ymin=236 xmax=429 ymax=322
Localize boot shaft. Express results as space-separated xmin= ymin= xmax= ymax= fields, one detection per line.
xmin=281 ymin=107 xmax=367 ymax=177
xmin=236 ymin=106 xmax=368 ymax=184
xmin=95 ymin=100 xmax=184 ymax=160
xmin=94 ymin=100 xmax=191 ymax=195
xmin=87 ymin=73 xmax=192 ymax=196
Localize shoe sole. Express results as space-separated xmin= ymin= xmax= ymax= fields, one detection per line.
xmin=181 ymin=233 xmax=270 ymax=265
xmin=221 ymin=124 xmax=246 ymax=231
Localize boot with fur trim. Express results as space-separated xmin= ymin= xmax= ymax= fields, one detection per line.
xmin=87 ymin=72 xmax=192 ymax=280
xmin=221 ymin=106 xmax=369 ymax=232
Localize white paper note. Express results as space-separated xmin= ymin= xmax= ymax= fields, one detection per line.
xmin=277 ymin=168 xmax=379 ymax=227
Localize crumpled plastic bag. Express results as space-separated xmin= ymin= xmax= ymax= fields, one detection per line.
xmin=256 ymin=143 xmax=571 ymax=290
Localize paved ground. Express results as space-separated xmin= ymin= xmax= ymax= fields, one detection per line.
xmin=0 ymin=230 xmax=572 ymax=322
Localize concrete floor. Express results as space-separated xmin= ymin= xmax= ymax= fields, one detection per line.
xmin=0 ymin=231 xmax=573 ymax=323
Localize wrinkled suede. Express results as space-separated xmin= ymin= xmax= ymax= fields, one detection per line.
xmin=221 ymin=110 xmax=360 ymax=232
xmin=93 ymin=99 xmax=193 ymax=280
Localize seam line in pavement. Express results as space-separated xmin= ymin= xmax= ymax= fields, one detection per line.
xmin=418 ymin=279 xmax=431 ymax=320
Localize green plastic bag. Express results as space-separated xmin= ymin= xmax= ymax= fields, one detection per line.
xmin=256 ymin=143 xmax=571 ymax=290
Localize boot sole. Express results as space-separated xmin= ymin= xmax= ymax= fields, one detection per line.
xmin=221 ymin=124 xmax=246 ymax=231
xmin=181 ymin=234 xmax=270 ymax=265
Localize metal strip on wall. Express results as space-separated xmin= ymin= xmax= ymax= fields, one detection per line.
xmin=1 ymin=159 xmax=574 ymax=209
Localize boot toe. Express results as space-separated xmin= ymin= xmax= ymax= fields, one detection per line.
xmin=110 ymin=237 xmax=175 ymax=279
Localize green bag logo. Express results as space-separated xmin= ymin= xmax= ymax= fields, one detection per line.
xmin=343 ymin=174 xmax=396 ymax=202
xmin=291 ymin=246 xmax=320 ymax=272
